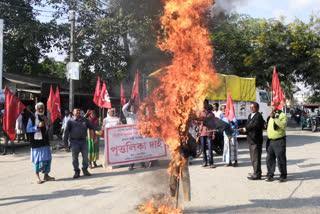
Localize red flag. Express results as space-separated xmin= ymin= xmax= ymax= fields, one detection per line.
xmin=225 ymin=92 xmax=235 ymax=122
xmin=47 ymin=85 xmax=55 ymax=117
xmin=54 ymin=86 xmax=62 ymax=120
xmin=99 ymin=81 xmax=112 ymax=109
xmin=3 ymin=87 xmax=26 ymax=141
xmin=131 ymin=69 xmax=140 ymax=106
xmin=93 ymin=76 xmax=101 ymax=106
xmin=121 ymin=83 xmax=126 ymax=106
xmin=272 ymin=67 xmax=285 ymax=110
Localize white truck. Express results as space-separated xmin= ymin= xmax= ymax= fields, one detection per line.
xmin=207 ymin=74 xmax=271 ymax=126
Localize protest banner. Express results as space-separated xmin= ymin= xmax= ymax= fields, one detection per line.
xmin=104 ymin=124 xmax=167 ymax=166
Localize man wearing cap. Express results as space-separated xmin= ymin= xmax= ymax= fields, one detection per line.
xmin=265 ymin=103 xmax=288 ymax=182
xmin=64 ymin=108 xmax=101 ymax=178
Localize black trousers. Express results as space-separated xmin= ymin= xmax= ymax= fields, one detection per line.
xmin=266 ymin=138 xmax=287 ymax=178
xmin=249 ymin=143 xmax=262 ymax=177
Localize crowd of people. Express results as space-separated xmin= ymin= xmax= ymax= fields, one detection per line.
xmin=0 ymin=98 xmax=288 ymax=184
xmin=198 ymin=100 xmax=288 ymax=182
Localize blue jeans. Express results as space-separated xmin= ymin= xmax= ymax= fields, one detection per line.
xmin=71 ymin=140 xmax=89 ymax=172
xmin=200 ymin=136 xmax=213 ymax=165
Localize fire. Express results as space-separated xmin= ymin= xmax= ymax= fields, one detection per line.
xmin=138 ymin=197 xmax=184 ymax=214
xmin=137 ymin=0 xmax=219 ymax=213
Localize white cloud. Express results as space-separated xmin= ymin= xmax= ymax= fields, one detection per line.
xmin=288 ymin=0 xmax=320 ymax=10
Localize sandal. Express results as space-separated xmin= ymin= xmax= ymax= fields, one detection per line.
xmin=36 ymin=180 xmax=43 ymax=184
xmin=210 ymin=164 xmax=216 ymax=168
xmin=202 ymin=163 xmax=207 ymax=167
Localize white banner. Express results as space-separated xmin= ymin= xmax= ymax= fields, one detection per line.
xmin=104 ymin=125 xmax=168 ymax=166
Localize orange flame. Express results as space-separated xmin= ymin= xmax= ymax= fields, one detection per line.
xmin=137 ymin=0 xmax=218 ymax=213
xmin=138 ymin=197 xmax=184 ymax=214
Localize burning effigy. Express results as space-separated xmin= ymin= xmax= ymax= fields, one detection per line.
xmin=137 ymin=0 xmax=220 ymax=213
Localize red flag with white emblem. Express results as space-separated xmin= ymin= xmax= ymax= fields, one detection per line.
xmin=99 ymin=81 xmax=112 ymax=109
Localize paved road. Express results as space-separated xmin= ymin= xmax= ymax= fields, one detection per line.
xmin=0 ymin=118 xmax=320 ymax=214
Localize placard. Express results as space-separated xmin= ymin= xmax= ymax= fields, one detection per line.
xmin=104 ymin=125 xmax=167 ymax=166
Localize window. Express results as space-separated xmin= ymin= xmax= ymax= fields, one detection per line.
xmin=259 ymin=92 xmax=270 ymax=103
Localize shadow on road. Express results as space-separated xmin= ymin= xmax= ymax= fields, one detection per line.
xmin=185 ymin=196 xmax=320 ymax=213
xmin=0 ymin=186 xmax=113 ymax=207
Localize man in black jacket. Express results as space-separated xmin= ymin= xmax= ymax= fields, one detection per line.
xmin=239 ymin=102 xmax=265 ymax=180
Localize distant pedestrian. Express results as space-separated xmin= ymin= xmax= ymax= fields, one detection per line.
xmin=265 ymin=103 xmax=288 ymax=182
xmin=64 ymin=108 xmax=101 ymax=179
xmin=212 ymin=103 xmax=223 ymax=119
xmin=199 ymin=99 xmax=215 ymax=168
xmin=61 ymin=109 xmax=72 ymax=152
xmin=26 ymin=102 xmax=55 ymax=184
xmin=85 ymin=110 xmax=100 ymax=169
xmin=239 ymin=102 xmax=265 ymax=180
xmin=16 ymin=113 xmax=26 ymax=143
xmin=221 ymin=106 xmax=239 ymax=167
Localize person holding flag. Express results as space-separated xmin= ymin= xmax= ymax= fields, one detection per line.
xmin=265 ymin=67 xmax=288 ymax=183
xmin=221 ymin=93 xmax=239 ymax=167
xmin=26 ymin=102 xmax=55 ymax=184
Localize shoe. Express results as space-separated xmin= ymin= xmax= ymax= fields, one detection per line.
xmin=224 ymin=163 xmax=232 ymax=167
xmin=233 ymin=162 xmax=238 ymax=167
xmin=83 ymin=170 xmax=92 ymax=176
xmin=247 ymin=175 xmax=261 ymax=180
xmin=265 ymin=177 xmax=273 ymax=182
xmin=2 ymin=152 xmax=7 ymax=156
xmin=202 ymin=163 xmax=208 ymax=167
xmin=279 ymin=177 xmax=286 ymax=183
xmin=128 ymin=166 xmax=134 ymax=171
xmin=210 ymin=164 xmax=216 ymax=168
xmin=73 ymin=171 xmax=80 ymax=179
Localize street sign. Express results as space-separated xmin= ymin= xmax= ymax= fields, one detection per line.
xmin=66 ymin=62 xmax=81 ymax=80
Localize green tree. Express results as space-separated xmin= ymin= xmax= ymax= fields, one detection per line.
xmin=0 ymin=0 xmax=63 ymax=75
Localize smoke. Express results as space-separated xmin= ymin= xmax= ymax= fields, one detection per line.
xmin=209 ymin=0 xmax=250 ymax=16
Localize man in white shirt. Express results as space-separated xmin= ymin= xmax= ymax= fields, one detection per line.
xmin=62 ymin=109 xmax=72 ymax=152
xmin=122 ymin=101 xmax=138 ymax=125
xmin=212 ymin=103 xmax=223 ymax=119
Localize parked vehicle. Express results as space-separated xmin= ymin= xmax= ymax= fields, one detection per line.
xmin=301 ymin=104 xmax=320 ymax=132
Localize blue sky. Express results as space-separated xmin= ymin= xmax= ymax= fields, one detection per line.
xmin=235 ymin=0 xmax=320 ymax=22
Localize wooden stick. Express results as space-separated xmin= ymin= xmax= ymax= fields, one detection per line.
xmin=175 ymin=170 xmax=180 ymax=209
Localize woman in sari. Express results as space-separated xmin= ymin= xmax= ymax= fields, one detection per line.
xmin=86 ymin=110 xmax=100 ymax=168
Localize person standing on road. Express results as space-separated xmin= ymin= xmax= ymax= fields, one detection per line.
xmin=265 ymin=103 xmax=288 ymax=182
xmin=26 ymin=102 xmax=55 ymax=184
xmin=221 ymin=107 xmax=239 ymax=167
xmin=199 ymin=99 xmax=215 ymax=168
xmin=64 ymin=108 xmax=101 ymax=179
xmin=84 ymin=110 xmax=100 ymax=169
xmin=239 ymin=102 xmax=265 ymax=180
xmin=61 ymin=109 xmax=72 ymax=152
xmin=122 ymin=100 xmax=148 ymax=171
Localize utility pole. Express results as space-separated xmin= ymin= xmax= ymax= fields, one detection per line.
xmin=0 ymin=19 xmax=3 ymax=89
xmin=69 ymin=7 xmax=75 ymax=112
